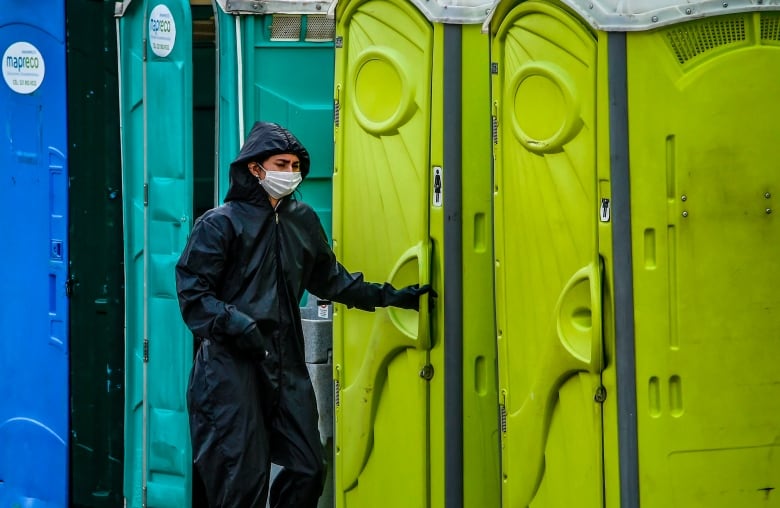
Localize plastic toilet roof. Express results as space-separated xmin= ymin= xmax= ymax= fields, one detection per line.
xmin=117 ymin=0 xmax=780 ymax=27
xmin=558 ymin=0 xmax=780 ymax=31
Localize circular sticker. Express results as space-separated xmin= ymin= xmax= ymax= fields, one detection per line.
xmin=149 ymin=4 xmax=176 ymax=58
xmin=2 ymin=42 xmax=45 ymax=94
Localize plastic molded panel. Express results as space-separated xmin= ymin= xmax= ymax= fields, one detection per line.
xmin=119 ymin=1 xmax=193 ymax=507
xmin=492 ymin=2 xmax=603 ymax=507
xmin=0 ymin=3 xmax=69 ymax=506
xmin=333 ymin=0 xmax=432 ymax=505
xmin=627 ymin=11 xmax=780 ymax=507
xmin=216 ymin=13 xmax=335 ymax=242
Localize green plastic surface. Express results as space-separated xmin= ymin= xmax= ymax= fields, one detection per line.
xmin=334 ymin=1 xmax=500 ymax=507
xmin=68 ymin=1 xmax=125 ymax=505
xmin=627 ymin=12 xmax=780 ymax=507
xmin=333 ymin=0 xmax=433 ymax=505
xmin=491 ymin=2 xmax=605 ymax=507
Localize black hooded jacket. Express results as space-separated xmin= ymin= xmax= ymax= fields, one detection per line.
xmin=175 ymin=122 xmax=397 ymax=357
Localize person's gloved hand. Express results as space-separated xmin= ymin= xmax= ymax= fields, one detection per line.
xmin=386 ymin=283 xmax=435 ymax=310
xmin=234 ymin=322 xmax=270 ymax=360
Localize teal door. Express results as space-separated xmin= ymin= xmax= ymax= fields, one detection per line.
xmin=118 ymin=1 xmax=194 ymax=506
xmin=215 ymin=4 xmax=335 ymax=240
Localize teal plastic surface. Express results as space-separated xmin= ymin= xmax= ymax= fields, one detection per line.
xmin=217 ymin=12 xmax=335 ymax=240
xmin=119 ymin=1 xmax=194 ymax=506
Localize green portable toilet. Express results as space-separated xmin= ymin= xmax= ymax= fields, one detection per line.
xmin=214 ymin=0 xmax=336 ymax=241
xmin=67 ymin=0 xmax=125 ymax=505
xmin=116 ymin=1 xmax=194 ymax=506
xmin=488 ymin=1 xmax=780 ymax=507
xmin=332 ymin=0 xmax=500 ymax=506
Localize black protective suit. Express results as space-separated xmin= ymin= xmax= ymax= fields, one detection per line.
xmin=176 ymin=122 xmax=427 ymax=508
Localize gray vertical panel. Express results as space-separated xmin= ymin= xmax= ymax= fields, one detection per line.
xmin=607 ymin=31 xmax=640 ymax=508
xmin=443 ymin=23 xmax=464 ymax=508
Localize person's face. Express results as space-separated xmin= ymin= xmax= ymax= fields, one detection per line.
xmin=248 ymin=153 xmax=301 ymax=179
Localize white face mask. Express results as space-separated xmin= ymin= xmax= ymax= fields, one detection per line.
xmin=258 ymin=168 xmax=302 ymax=199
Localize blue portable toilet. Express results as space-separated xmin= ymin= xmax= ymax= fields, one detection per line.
xmin=0 ymin=1 xmax=69 ymax=507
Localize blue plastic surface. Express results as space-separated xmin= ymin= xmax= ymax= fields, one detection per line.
xmin=0 ymin=2 xmax=69 ymax=507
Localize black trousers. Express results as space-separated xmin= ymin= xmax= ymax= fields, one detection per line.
xmin=187 ymin=339 xmax=326 ymax=508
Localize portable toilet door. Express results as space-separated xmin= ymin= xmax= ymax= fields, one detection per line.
xmin=0 ymin=2 xmax=70 ymax=507
xmin=116 ymin=1 xmax=194 ymax=507
xmin=489 ymin=2 xmax=605 ymax=508
xmin=490 ymin=1 xmax=780 ymax=507
xmin=332 ymin=0 xmax=500 ymax=506
xmin=214 ymin=0 xmax=337 ymax=242
xmin=67 ymin=0 xmax=125 ymax=505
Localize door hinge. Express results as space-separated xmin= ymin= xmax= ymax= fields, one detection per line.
xmin=142 ymin=39 xmax=147 ymax=61
xmin=143 ymin=183 xmax=149 ymax=206
xmin=335 ymin=36 xmax=343 ymax=48
xmin=499 ymin=402 xmax=507 ymax=433
xmin=143 ymin=339 xmax=149 ymax=362
xmin=490 ymin=62 xmax=498 ymax=74
xmin=492 ymin=115 xmax=498 ymax=145
xmin=334 ymin=378 xmax=340 ymax=407
xmin=334 ymin=98 xmax=340 ymax=127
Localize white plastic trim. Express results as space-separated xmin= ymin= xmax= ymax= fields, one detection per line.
xmin=214 ymin=0 xmax=230 ymax=13
xmin=561 ymin=0 xmax=780 ymax=31
xmin=410 ymin=0 xmax=499 ymax=23
xmin=114 ymin=0 xmax=133 ymax=17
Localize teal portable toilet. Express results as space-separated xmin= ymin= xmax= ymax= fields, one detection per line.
xmin=115 ymin=1 xmax=194 ymax=506
xmin=214 ymin=0 xmax=336 ymax=241
xmin=118 ymin=0 xmax=337 ymax=505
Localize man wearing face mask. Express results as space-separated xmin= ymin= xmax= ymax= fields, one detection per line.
xmin=176 ymin=121 xmax=432 ymax=508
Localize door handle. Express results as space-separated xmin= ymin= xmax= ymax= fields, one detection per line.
xmin=386 ymin=240 xmax=431 ymax=349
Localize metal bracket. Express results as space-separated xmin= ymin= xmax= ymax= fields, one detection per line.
xmin=225 ymin=0 xmax=332 ymax=14
xmin=114 ymin=0 xmax=133 ymax=17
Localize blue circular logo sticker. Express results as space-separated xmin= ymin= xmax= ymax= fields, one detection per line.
xmin=149 ymin=4 xmax=177 ymax=58
xmin=3 ymin=42 xmax=45 ymax=94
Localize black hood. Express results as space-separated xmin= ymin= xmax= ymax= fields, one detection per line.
xmin=224 ymin=122 xmax=311 ymax=204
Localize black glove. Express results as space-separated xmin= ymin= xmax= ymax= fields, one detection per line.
xmin=384 ymin=283 xmax=434 ymax=310
xmin=234 ymin=322 xmax=270 ymax=360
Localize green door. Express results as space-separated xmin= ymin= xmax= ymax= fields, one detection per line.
xmin=492 ymin=2 xmax=604 ymax=507
xmin=67 ymin=0 xmax=125 ymax=505
xmin=333 ymin=0 xmax=433 ymax=505
xmin=118 ymin=1 xmax=194 ymax=506
xmin=626 ymin=12 xmax=780 ymax=507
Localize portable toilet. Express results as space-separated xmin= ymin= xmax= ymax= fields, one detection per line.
xmin=213 ymin=2 xmax=338 ymax=505
xmin=0 ymin=1 xmax=69 ymax=507
xmin=332 ymin=0 xmax=500 ymax=506
xmin=117 ymin=0 xmax=339 ymax=505
xmin=488 ymin=1 xmax=780 ymax=507
xmin=115 ymin=1 xmax=194 ymax=506
xmin=214 ymin=0 xmax=337 ymax=242
xmin=67 ymin=0 xmax=125 ymax=506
